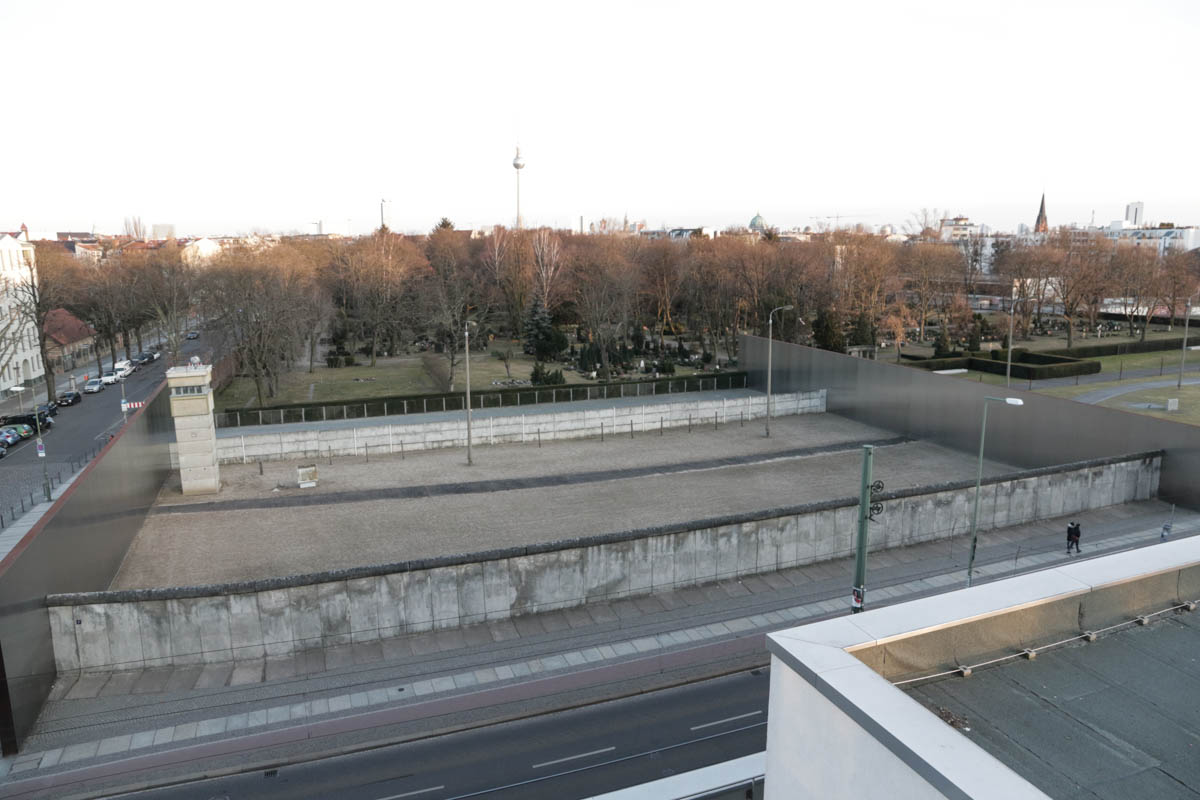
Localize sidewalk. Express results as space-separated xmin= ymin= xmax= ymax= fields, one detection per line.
xmin=4 ymin=498 xmax=1193 ymax=791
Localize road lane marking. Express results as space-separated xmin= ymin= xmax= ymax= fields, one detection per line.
xmin=531 ymin=746 xmax=615 ymax=769
xmin=690 ymin=710 xmax=762 ymax=731
xmin=376 ymin=786 xmax=445 ymax=800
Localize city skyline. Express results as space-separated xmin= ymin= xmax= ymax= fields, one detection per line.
xmin=2 ymin=0 xmax=1197 ymax=237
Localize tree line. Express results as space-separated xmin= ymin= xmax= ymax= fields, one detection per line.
xmin=18 ymin=222 xmax=1200 ymax=405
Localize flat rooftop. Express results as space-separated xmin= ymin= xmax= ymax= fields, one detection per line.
xmin=113 ymin=413 xmax=1016 ymax=589
xmin=908 ymin=613 xmax=1200 ymax=799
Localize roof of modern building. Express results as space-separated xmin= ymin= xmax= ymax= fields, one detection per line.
xmin=908 ymin=609 xmax=1200 ymax=798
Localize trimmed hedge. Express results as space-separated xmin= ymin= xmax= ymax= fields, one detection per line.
xmin=910 ymin=349 xmax=1099 ymax=380
xmin=1044 ymin=337 xmax=1186 ymax=360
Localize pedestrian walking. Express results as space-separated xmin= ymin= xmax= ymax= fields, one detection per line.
xmin=1067 ymin=522 xmax=1081 ymax=554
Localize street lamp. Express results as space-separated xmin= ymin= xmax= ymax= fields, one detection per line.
xmin=464 ymin=321 xmax=476 ymax=466
xmin=765 ymin=305 xmax=794 ymax=438
xmin=966 ymin=396 xmax=1023 ymax=587
xmin=1178 ymin=292 xmax=1198 ymax=390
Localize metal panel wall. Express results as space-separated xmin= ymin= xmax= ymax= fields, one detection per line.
xmin=0 ymin=384 xmax=172 ymax=753
xmin=741 ymin=335 xmax=1200 ymax=509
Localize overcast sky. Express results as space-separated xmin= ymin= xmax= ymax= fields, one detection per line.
xmin=3 ymin=0 xmax=1197 ymax=238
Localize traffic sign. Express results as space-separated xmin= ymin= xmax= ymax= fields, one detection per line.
xmin=36 ymin=439 xmax=45 ymax=458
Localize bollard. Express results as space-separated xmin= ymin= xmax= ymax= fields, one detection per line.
xmin=400 ymin=439 xmax=405 ymax=460
xmin=1075 ymin=374 xmax=1079 ymax=386
xmin=537 ymin=428 xmax=542 ymax=448
xmin=1161 ymin=357 xmax=1165 ymax=376
xmin=1028 ymin=376 xmax=1033 ymax=390
xmin=258 ymin=460 xmax=263 ymax=475
xmin=714 ymin=413 xmax=718 ymax=431
xmin=741 ymin=411 xmax=744 ymax=427
xmin=20 ymin=498 xmax=25 ymax=513
xmin=630 ymin=420 xmax=634 ymax=439
xmin=366 ymin=444 xmax=369 ymax=463
xmin=1119 ymin=361 xmax=1123 ymax=380
xmin=660 ymin=417 xmax=664 ymax=436
xmin=601 ymin=422 xmax=604 ymax=443
xmin=688 ymin=414 xmax=692 ymax=433
xmin=328 ymin=447 xmax=332 ymax=466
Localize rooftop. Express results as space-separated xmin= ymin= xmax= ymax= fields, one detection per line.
xmin=112 ymin=413 xmax=1016 ymax=588
xmin=908 ymin=613 xmax=1200 ymax=799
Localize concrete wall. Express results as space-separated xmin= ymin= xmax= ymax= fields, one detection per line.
xmin=741 ymin=335 xmax=1200 ymax=509
xmin=200 ymin=391 xmax=823 ymax=465
xmin=0 ymin=385 xmax=173 ymax=753
xmin=47 ymin=453 xmax=1159 ymax=673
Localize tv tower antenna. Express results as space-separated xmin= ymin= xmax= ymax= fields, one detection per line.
xmin=512 ymin=146 xmax=525 ymax=229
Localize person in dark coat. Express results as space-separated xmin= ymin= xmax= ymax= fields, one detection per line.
xmin=1067 ymin=522 xmax=1081 ymax=554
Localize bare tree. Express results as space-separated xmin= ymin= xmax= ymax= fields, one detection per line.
xmin=423 ymin=221 xmax=488 ymax=391
xmin=530 ymin=227 xmax=567 ymax=312
xmin=123 ymin=216 xmax=146 ymax=240
xmin=11 ymin=243 xmax=73 ymax=401
xmin=571 ymin=237 xmax=636 ymax=380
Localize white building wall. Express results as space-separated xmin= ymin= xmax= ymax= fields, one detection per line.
xmin=765 ymin=658 xmax=948 ymax=799
xmin=0 ymin=234 xmax=46 ymax=393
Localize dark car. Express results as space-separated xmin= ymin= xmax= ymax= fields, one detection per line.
xmin=3 ymin=411 xmax=53 ymax=431
xmin=56 ymin=391 xmax=82 ymax=406
xmin=35 ymin=401 xmax=58 ymax=417
xmin=134 ymin=352 xmax=153 ymax=366
xmin=186 ymin=331 xmax=200 ymax=340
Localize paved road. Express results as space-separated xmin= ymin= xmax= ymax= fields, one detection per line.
xmin=0 ymin=339 xmax=204 ymax=529
xmin=116 ymin=671 xmax=769 ymax=800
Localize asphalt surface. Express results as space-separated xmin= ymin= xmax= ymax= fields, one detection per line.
xmin=0 ymin=339 xmax=207 ymax=530
xmin=114 ymin=670 xmax=769 ymax=800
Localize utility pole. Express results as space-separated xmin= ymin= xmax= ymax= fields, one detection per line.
xmin=35 ymin=413 xmax=50 ymax=501
xmin=852 ymin=445 xmax=874 ymax=613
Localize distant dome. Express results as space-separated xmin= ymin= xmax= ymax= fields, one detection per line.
xmin=749 ymin=212 xmax=766 ymax=231
xmin=803 ymin=225 xmax=813 ymax=233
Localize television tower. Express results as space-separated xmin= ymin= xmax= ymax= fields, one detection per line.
xmin=512 ymin=146 xmax=525 ymax=229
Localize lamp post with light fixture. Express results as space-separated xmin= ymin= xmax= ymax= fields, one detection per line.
xmin=966 ymin=396 xmax=1024 ymax=587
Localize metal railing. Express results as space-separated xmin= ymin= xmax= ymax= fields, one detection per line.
xmin=215 ymin=373 xmax=749 ymax=429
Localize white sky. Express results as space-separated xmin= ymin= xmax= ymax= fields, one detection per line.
xmin=2 ymin=0 xmax=1197 ymax=237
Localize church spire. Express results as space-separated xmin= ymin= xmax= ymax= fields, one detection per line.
xmin=1034 ymin=193 xmax=1048 ymax=233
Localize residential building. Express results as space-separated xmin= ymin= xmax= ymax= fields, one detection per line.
xmin=1125 ymin=201 xmax=1144 ymax=226
xmin=938 ymin=215 xmax=980 ymax=241
xmin=42 ymin=308 xmax=96 ymax=371
xmin=0 ymin=233 xmax=47 ymax=396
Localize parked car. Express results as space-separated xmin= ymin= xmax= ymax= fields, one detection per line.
xmin=134 ymin=352 xmax=153 ymax=366
xmin=12 ymin=424 xmax=34 ymax=439
xmin=101 ymin=371 xmax=121 ymax=385
xmin=114 ymin=360 xmax=135 ymax=377
xmin=57 ymin=391 xmax=82 ymax=406
xmin=4 ymin=411 xmax=52 ymax=431
xmin=0 ymin=444 xmax=6 ymax=459
xmin=35 ymin=401 xmax=58 ymax=417
xmin=147 ymin=349 xmax=161 ymax=360
xmin=83 ymin=379 xmax=104 ymax=394
xmin=0 ymin=429 xmax=19 ymax=447
xmin=186 ymin=331 xmax=200 ymax=340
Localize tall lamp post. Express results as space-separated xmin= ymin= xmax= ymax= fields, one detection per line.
xmin=966 ymin=396 xmax=1024 ymax=587
xmin=1178 ymin=292 xmax=1197 ymax=390
xmin=464 ymin=322 xmax=475 ymax=466
xmin=765 ymin=305 xmax=794 ymax=438
xmin=1005 ymin=283 xmax=1017 ymax=387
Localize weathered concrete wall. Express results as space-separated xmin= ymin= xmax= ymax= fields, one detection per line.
xmin=47 ymin=453 xmax=1160 ymax=672
xmin=195 ymin=391 xmax=823 ymax=466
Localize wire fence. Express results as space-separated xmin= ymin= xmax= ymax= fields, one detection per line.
xmin=214 ymin=373 xmax=750 ymax=429
xmin=0 ymin=442 xmax=108 ymax=531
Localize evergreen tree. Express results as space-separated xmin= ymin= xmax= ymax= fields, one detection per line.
xmin=523 ymin=298 xmax=565 ymax=361
xmin=849 ymin=311 xmax=875 ymax=347
xmin=812 ymin=308 xmax=846 ymax=353
xmin=933 ymin=327 xmax=953 ymax=358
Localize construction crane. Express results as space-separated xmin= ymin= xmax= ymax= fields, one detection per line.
xmin=809 ymin=213 xmax=877 ymax=227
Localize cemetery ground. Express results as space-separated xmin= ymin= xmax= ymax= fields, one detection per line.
xmin=215 ymin=348 xmax=710 ymax=410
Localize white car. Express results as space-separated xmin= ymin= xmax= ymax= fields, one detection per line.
xmin=101 ymin=371 xmax=121 ymax=385
xmin=114 ymin=360 xmax=135 ymax=378
xmin=83 ymin=378 xmax=105 ymax=393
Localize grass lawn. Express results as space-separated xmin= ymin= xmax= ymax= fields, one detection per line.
xmin=1097 ymin=385 xmax=1200 ymax=427
xmin=215 ymin=351 xmax=710 ymax=409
